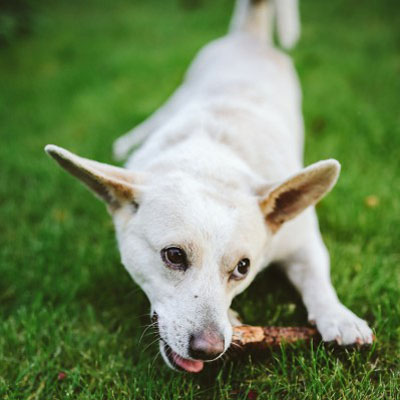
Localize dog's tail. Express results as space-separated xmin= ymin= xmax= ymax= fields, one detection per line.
xmin=229 ymin=0 xmax=300 ymax=49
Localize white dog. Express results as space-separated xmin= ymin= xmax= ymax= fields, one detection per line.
xmin=45 ymin=0 xmax=373 ymax=372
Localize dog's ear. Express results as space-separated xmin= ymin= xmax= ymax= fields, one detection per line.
xmin=259 ymin=159 xmax=340 ymax=233
xmin=45 ymin=144 xmax=141 ymax=210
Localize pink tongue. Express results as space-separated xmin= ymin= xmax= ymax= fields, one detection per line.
xmin=171 ymin=351 xmax=204 ymax=373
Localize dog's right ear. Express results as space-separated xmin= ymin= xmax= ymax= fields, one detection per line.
xmin=45 ymin=144 xmax=142 ymax=210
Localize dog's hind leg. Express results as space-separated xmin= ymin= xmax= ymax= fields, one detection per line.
xmin=113 ymin=86 xmax=188 ymax=161
xmin=281 ymin=227 xmax=373 ymax=345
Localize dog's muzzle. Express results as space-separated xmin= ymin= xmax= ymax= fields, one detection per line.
xmin=152 ymin=312 xmax=225 ymax=373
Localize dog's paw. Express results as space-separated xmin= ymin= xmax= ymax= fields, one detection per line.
xmin=228 ymin=309 xmax=243 ymax=327
xmin=310 ymin=305 xmax=373 ymax=345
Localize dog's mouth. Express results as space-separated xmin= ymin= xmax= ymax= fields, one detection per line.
xmin=161 ymin=340 xmax=204 ymax=373
xmin=152 ymin=312 xmax=205 ymax=373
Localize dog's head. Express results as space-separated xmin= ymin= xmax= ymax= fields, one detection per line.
xmin=45 ymin=144 xmax=339 ymax=372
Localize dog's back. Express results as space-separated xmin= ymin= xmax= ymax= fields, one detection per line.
xmin=115 ymin=0 xmax=303 ymax=180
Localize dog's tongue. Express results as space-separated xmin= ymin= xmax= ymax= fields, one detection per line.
xmin=171 ymin=351 xmax=204 ymax=373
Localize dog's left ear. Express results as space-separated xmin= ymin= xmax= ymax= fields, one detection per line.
xmin=259 ymin=159 xmax=340 ymax=233
xmin=45 ymin=144 xmax=142 ymax=210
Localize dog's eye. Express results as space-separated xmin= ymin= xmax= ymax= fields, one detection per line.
xmin=231 ymin=258 xmax=250 ymax=280
xmin=161 ymin=247 xmax=188 ymax=271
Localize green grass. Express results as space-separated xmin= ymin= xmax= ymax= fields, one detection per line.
xmin=1 ymin=0 xmax=399 ymax=398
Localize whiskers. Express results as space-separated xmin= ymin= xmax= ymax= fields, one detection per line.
xmin=138 ymin=320 xmax=159 ymax=345
xmin=229 ymin=341 xmax=242 ymax=349
xmin=136 ymin=318 xmax=163 ymax=362
xmin=142 ymin=334 xmax=162 ymax=353
xmin=213 ymin=340 xmax=243 ymax=368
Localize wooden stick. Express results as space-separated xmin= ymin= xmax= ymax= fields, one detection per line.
xmin=232 ymin=326 xmax=319 ymax=349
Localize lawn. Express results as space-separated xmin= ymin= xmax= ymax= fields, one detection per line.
xmin=0 ymin=0 xmax=399 ymax=398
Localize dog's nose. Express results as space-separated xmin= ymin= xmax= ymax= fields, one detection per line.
xmin=188 ymin=329 xmax=225 ymax=360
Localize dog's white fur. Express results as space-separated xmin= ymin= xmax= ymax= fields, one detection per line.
xmin=45 ymin=0 xmax=373 ymax=370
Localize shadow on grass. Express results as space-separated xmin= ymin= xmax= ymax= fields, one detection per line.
xmin=231 ymin=264 xmax=308 ymax=326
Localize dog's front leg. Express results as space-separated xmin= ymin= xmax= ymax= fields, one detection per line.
xmin=282 ymin=231 xmax=373 ymax=345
